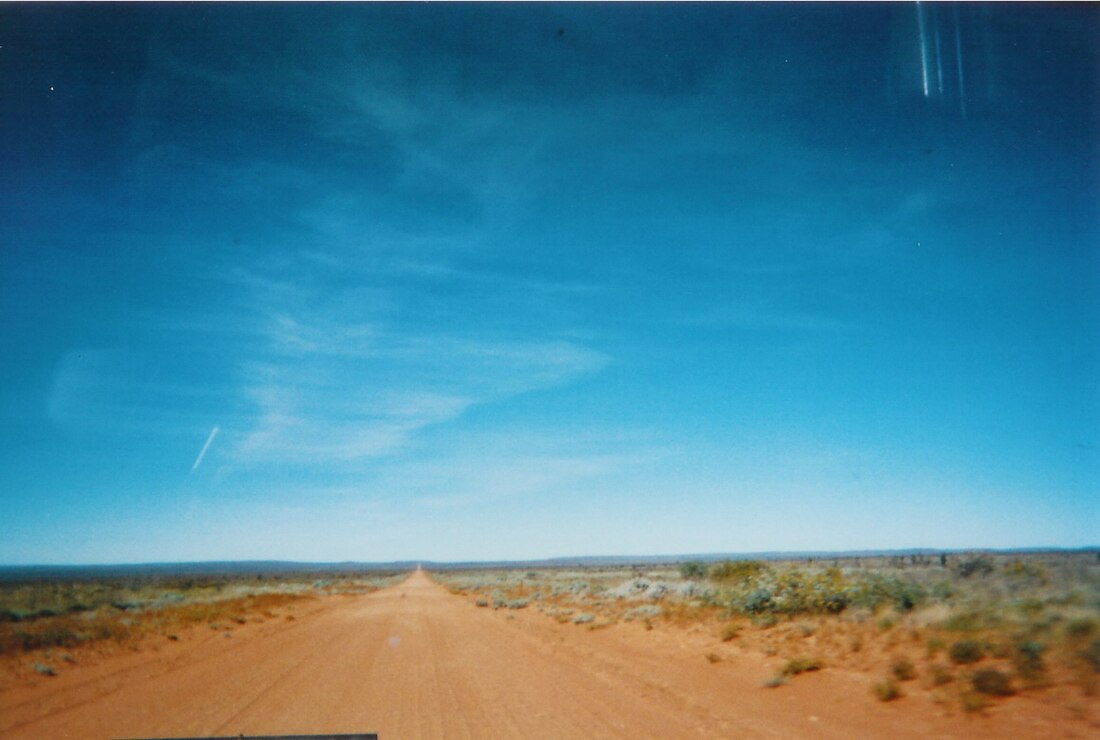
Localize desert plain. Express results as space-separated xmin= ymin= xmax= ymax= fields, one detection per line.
xmin=1 ymin=552 xmax=1098 ymax=738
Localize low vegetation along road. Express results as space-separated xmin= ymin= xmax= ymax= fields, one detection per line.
xmin=0 ymin=570 xmax=1079 ymax=738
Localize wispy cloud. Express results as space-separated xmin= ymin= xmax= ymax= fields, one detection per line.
xmin=233 ymin=328 xmax=607 ymax=465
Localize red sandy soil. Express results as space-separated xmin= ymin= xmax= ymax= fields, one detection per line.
xmin=0 ymin=570 xmax=1096 ymax=739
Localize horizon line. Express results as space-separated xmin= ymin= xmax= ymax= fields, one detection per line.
xmin=3 ymin=545 xmax=1098 ymax=572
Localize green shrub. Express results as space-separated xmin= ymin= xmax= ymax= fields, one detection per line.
xmin=942 ymin=611 xmax=986 ymax=632
xmin=957 ymin=556 xmax=994 ymax=578
xmin=679 ymin=561 xmax=708 ymax=580
xmin=781 ymin=657 xmax=822 ymax=676
xmin=960 ymin=692 xmax=988 ymax=713
xmin=931 ymin=664 xmax=953 ymax=686
xmin=949 ymin=639 xmax=984 ymax=665
xmin=1013 ymin=640 xmax=1046 ymax=679
xmin=891 ymin=658 xmax=917 ymax=681
xmin=752 ymin=613 xmax=777 ymax=629
xmin=740 ymin=588 xmax=774 ymax=614
xmin=851 ymin=574 xmax=923 ymax=613
xmin=972 ymin=668 xmax=1014 ymax=696
xmin=873 ymin=679 xmax=902 ymax=701
xmin=1065 ymin=618 xmax=1096 ymax=640
xmin=1081 ymin=639 xmax=1100 ymax=673
xmin=710 ymin=559 xmax=768 ymax=584
xmin=728 ymin=567 xmax=851 ymax=616
xmin=772 ymin=568 xmax=849 ymax=614
xmin=1003 ymin=559 xmax=1047 ymax=583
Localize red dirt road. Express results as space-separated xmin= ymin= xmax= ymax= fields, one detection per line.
xmin=0 ymin=571 xmax=1092 ymax=738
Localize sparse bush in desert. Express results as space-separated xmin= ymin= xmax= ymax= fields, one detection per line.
xmin=891 ymin=658 xmax=917 ymax=681
xmin=1082 ymin=639 xmax=1100 ymax=673
xmin=957 ymin=555 xmax=995 ymax=578
xmin=930 ymin=664 xmax=953 ymax=686
xmin=960 ymin=691 xmax=988 ymax=713
xmin=1065 ymin=617 xmax=1096 ymax=641
xmin=679 ymin=561 xmax=707 ymax=580
xmin=1013 ymin=640 xmax=1046 ymax=681
xmin=874 ymin=679 xmax=902 ymax=701
xmin=0 ymin=572 xmax=399 ymax=658
xmin=971 ymin=668 xmax=1014 ymax=696
xmin=780 ymin=657 xmax=822 ymax=676
xmin=431 ymin=550 xmax=1100 ymax=715
xmin=709 ymin=559 xmax=768 ymax=584
xmin=623 ymin=604 xmax=661 ymax=622
xmin=949 ymin=639 xmax=984 ymax=665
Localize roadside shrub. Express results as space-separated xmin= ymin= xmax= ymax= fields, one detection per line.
xmin=752 ymin=613 xmax=777 ymax=629
xmin=931 ymin=664 xmax=953 ymax=686
xmin=1003 ymin=559 xmax=1047 ymax=584
xmin=873 ymin=679 xmax=902 ymax=701
xmin=851 ymin=574 xmax=923 ymax=613
xmin=942 ymin=611 xmax=986 ymax=632
xmin=572 ymin=613 xmax=594 ymax=625
xmin=891 ymin=658 xmax=916 ymax=681
xmin=710 ymin=559 xmax=768 ymax=584
xmin=623 ymin=605 xmax=661 ymax=622
xmin=972 ymin=668 xmax=1014 ymax=696
xmin=1013 ymin=641 xmax=1046 ymax=680
xmin=727 ymin=567 xmax=851 ymax=616
xmin=781 ymin=657 xmax=822 ymax=676
xmin=1065 ymin=617 xmax=1096 ymax=640
xmin=772 ymin=568 xmax=849 ymax=614
xmin=957 ymin=556 xmax=994 ymax=578
xmin=720 ymin=623 xmax=740 ymax=642
xmin=1016 ymin=598 xmax=1045 ymax=619
xmin=949 ymin=639 xmax=984 ymax=665
xmin=679 ymin=561 xmax=708 ymax=580
xmin=1081 ymin=639 xmax=1100 ymax=673
xmin=739 ymin=588 xmax=774 ymax=614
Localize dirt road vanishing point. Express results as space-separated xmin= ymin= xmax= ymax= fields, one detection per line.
xmin=0 ymin=570 xmax=1086 ymax=739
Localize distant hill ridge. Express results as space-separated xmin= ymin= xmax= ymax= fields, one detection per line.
xmin=2 ymin=547 xmax=1096 ymax=582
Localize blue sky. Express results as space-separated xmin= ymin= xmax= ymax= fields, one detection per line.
xmin=2 ymin=4 xmax=1097 ymax=564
